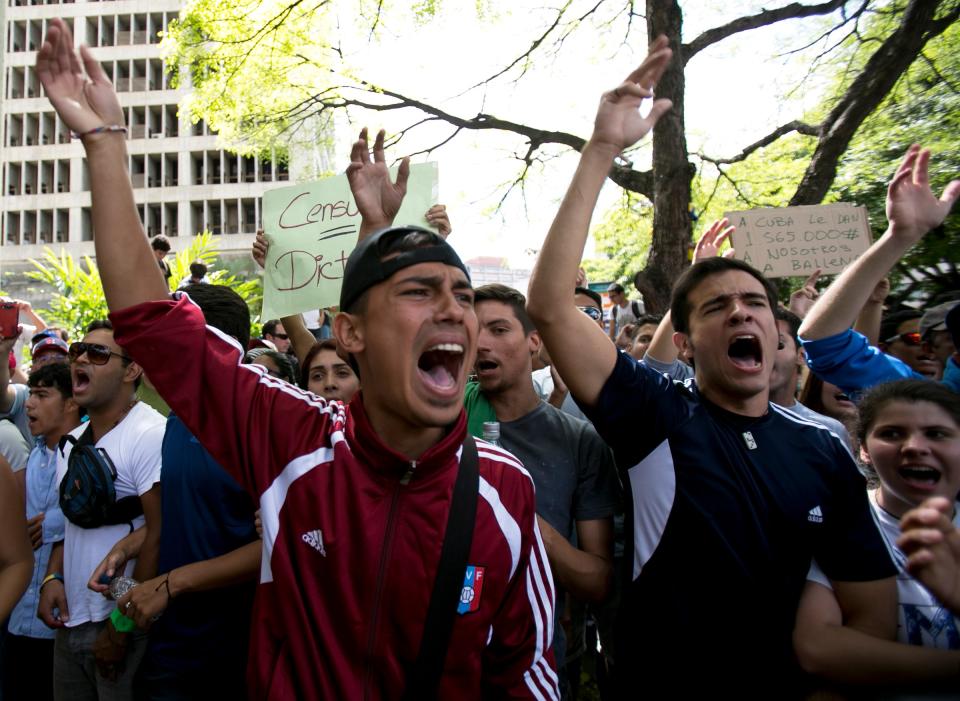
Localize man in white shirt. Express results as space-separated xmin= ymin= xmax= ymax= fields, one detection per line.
xmin=37 ymin=320 xmax=165 ymax=700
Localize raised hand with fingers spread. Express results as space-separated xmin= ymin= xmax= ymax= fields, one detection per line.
xmin=345 ymin=128 xmax=410 ymax=239
xmin=693 ymin=218 xmax=735 ymax=264
xmin=886 ymin=145 xmax=960 ymax=244
xmin=36 ymin=18 xmax=124 ymax=138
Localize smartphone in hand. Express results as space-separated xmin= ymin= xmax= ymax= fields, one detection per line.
xmin=0 ymin=302 xmax=19 ymax=339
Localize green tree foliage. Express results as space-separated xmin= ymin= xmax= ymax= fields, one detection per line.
xmin=582 ymin=194 xmax=654 ymax=286
xmin=590 ymin=4 xmax=959 ymax=304
xmin=828 ymin=15 xmax=960 ymax=303
xmin=26 ymin=250 xmax=108 ymax=341
xmin=27 ymin=233 xmax=263 ymax=341
xmin=161 ymin=0 xmax=338 ymax=157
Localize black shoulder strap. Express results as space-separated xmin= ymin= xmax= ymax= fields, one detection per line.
xmin=59 ymin=422 xmax=94 ymax=455
xmin=632 ymin=300 xmax=642 ymax=317
xmin=403 ymin=436 xmax=479 ymax=701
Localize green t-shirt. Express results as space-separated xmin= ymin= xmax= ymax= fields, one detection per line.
xmin=463 ymin=381 xmax=496 ymax=438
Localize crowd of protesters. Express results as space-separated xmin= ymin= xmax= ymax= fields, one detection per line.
xmin=0 ymin=20 xmax=957 ymax=701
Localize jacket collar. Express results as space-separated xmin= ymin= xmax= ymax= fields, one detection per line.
xmin=345 ymin=393 xmax=467 ymax=482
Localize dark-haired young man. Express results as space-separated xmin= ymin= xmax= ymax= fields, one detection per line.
xmin=472 ymin=283 xmax=618 ymax=676
xmin=36 ymin=321 xmax=165 ymax=700
xmin=38 ymin=20 xmax=556 ymax=700
xmin=260 ymin=319 xmax=291 ymax=354
xmin=526 ymin=37 xmax=898 ymax=693
xmin=88 ymin=283 xmax=260 ymax=701
xmin=150 ymin=235 xmax=172 ymax=284
xmin=4 ymin=363 xmax=80 ymax=701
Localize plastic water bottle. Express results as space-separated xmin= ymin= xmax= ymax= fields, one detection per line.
xmin=108 ymin=576 xmax=139 ymax=601
xmin=482 ymin=421 xmax=501 ymax=447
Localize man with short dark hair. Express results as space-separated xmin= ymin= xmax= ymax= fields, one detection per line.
xmin=150 ymin=236 xmax=172 ymax=284
xmin=260 ymin=319 xmax=291 ymax=354
xmin=526 ymin=37 xmax=897 ymax=693
xmin=471 ymin=283 xmax=618 ymax=678
xmin=606 ymin=283 xmax=643 ymax=343
xmin=37 ymin=24 xmax=557 ymax=698
xmin=4 ymin=362 xmax=80 ymax=701
xmin=36 ymin=320 xmax=165 ymax=700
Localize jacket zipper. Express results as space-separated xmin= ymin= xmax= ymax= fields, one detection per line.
xmin=362 ymin=460 xmax=417 ymax=700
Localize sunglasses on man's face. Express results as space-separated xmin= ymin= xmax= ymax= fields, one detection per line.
xmin=68 ymin=342 xmax=130 ymax=365
xmin=578 ymin=306 xmax=603 ymax=322
xmin=883 ymin=331 xmax=922 ymax=347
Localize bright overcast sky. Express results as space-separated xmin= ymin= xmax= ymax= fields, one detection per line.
xmin=317 ymin=0 xmax=840 ymax=268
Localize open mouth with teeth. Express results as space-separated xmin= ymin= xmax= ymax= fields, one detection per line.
xmin=727 ymin=335 xmax=763 ymax=371
xmin=417 ymin=343 xmax=465 ymax=393
xmin=898 ymin=465 xmax=942 ymax=490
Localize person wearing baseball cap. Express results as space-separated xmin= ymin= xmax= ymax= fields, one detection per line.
xmin=30 ymin=333 xmax=69 ymax=371
xmin=36 ymin=20 xmax=558 ymax=698
xmin=920 ymin=300 xmax=959 ymax=367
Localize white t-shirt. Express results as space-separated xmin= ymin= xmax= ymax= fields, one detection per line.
xmin=808 ymin=492 xmax=960 ymax=649
xmin=56 ymin=401 xmax=165 ymax=627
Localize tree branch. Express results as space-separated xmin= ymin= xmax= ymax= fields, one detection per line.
xmin=699 ymin=120 xmax=819 ymax=165
xmin=790 ymin=0 xmax=959 ymax=205
xmin=683 ymin=0 xmax=847 ymax=63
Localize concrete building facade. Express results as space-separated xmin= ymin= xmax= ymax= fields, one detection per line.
xmin=1 ymin=0 xmax=290 ymax=275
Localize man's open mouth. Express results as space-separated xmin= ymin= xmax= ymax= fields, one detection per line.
xmin=475 ymin=358 xmax=499 ymax=374
xmin=73 ymin=368 xmax=91 ymax=393
xmin=727 ymin=335 xmax=762 ymax=371
xmin=417 ymin=343 xmax=464 ymax=392
xmin=898 ymin=464 xmax=942 ymax=488
xmin=834 ymin=390 xmax=854 ymax=406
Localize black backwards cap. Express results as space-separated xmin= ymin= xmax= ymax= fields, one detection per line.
xmin=339 ymin=225 xmax=471 ymax=311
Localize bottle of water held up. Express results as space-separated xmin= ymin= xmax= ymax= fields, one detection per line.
xmin=482 ymin=421 xmax=501 ymax=447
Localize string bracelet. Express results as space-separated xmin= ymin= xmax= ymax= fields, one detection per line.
xmin=71 ymin=125 xmax=127 ymax=139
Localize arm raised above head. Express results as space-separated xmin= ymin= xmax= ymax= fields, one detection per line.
xmin=37 ymin=19 xmax=168 ymax=312
xmin=800 ymin=146 xmax=959 ymax=342
xmin=527 ymin=36 xmax=673 ymax=409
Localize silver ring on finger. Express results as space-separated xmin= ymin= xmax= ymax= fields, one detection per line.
xmin=125 ymin=601 xmax=133 ymax=612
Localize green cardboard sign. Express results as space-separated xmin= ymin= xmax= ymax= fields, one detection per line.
xmin=261 ymin=162 xmax=439 ymax=320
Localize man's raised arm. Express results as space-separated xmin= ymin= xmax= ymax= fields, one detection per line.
xmin=528 ymin=37 xmax=672 ymax=408
xmin=799 ymin=146 xmax=959 ymax=342
xmin=37 ymin=19 xmax=168 ymax=310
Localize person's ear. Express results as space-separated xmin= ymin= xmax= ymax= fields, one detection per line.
xmin=64 ymin=396 xmax=80 ymax=417
xmin=528 ymin=330 xmax=542 ymax=356
xmin=673 ymin=331 xmax=693 ymax=360
xmin=859 ymin=443 xmax=872 ymax=466
xmin=334 ymin=312 xmax=365 ymax=356
xmin=124 ymin=360 xmax=144 ymax=385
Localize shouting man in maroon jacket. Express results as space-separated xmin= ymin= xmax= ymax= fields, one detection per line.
xmin=37 ymin=18 xmax=560 ymax=700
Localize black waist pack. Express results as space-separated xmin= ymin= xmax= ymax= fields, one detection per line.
xmin=59 ymin=424 xmax=143 ymax=529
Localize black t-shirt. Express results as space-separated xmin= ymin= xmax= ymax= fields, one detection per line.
xmin=582 ymin=351 xmax=895 ymax=691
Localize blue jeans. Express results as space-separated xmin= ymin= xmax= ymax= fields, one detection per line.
xmin=53 ymin=622 xmax=147 ymax=701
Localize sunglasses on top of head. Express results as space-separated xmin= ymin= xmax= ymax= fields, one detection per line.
xmin=578 ymin=306 xmax=603 ymax=322
xmin=68 ymin=342 xmax=131 ymax=365
xmin=882 ymin=331 xmax=922 ymax=347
